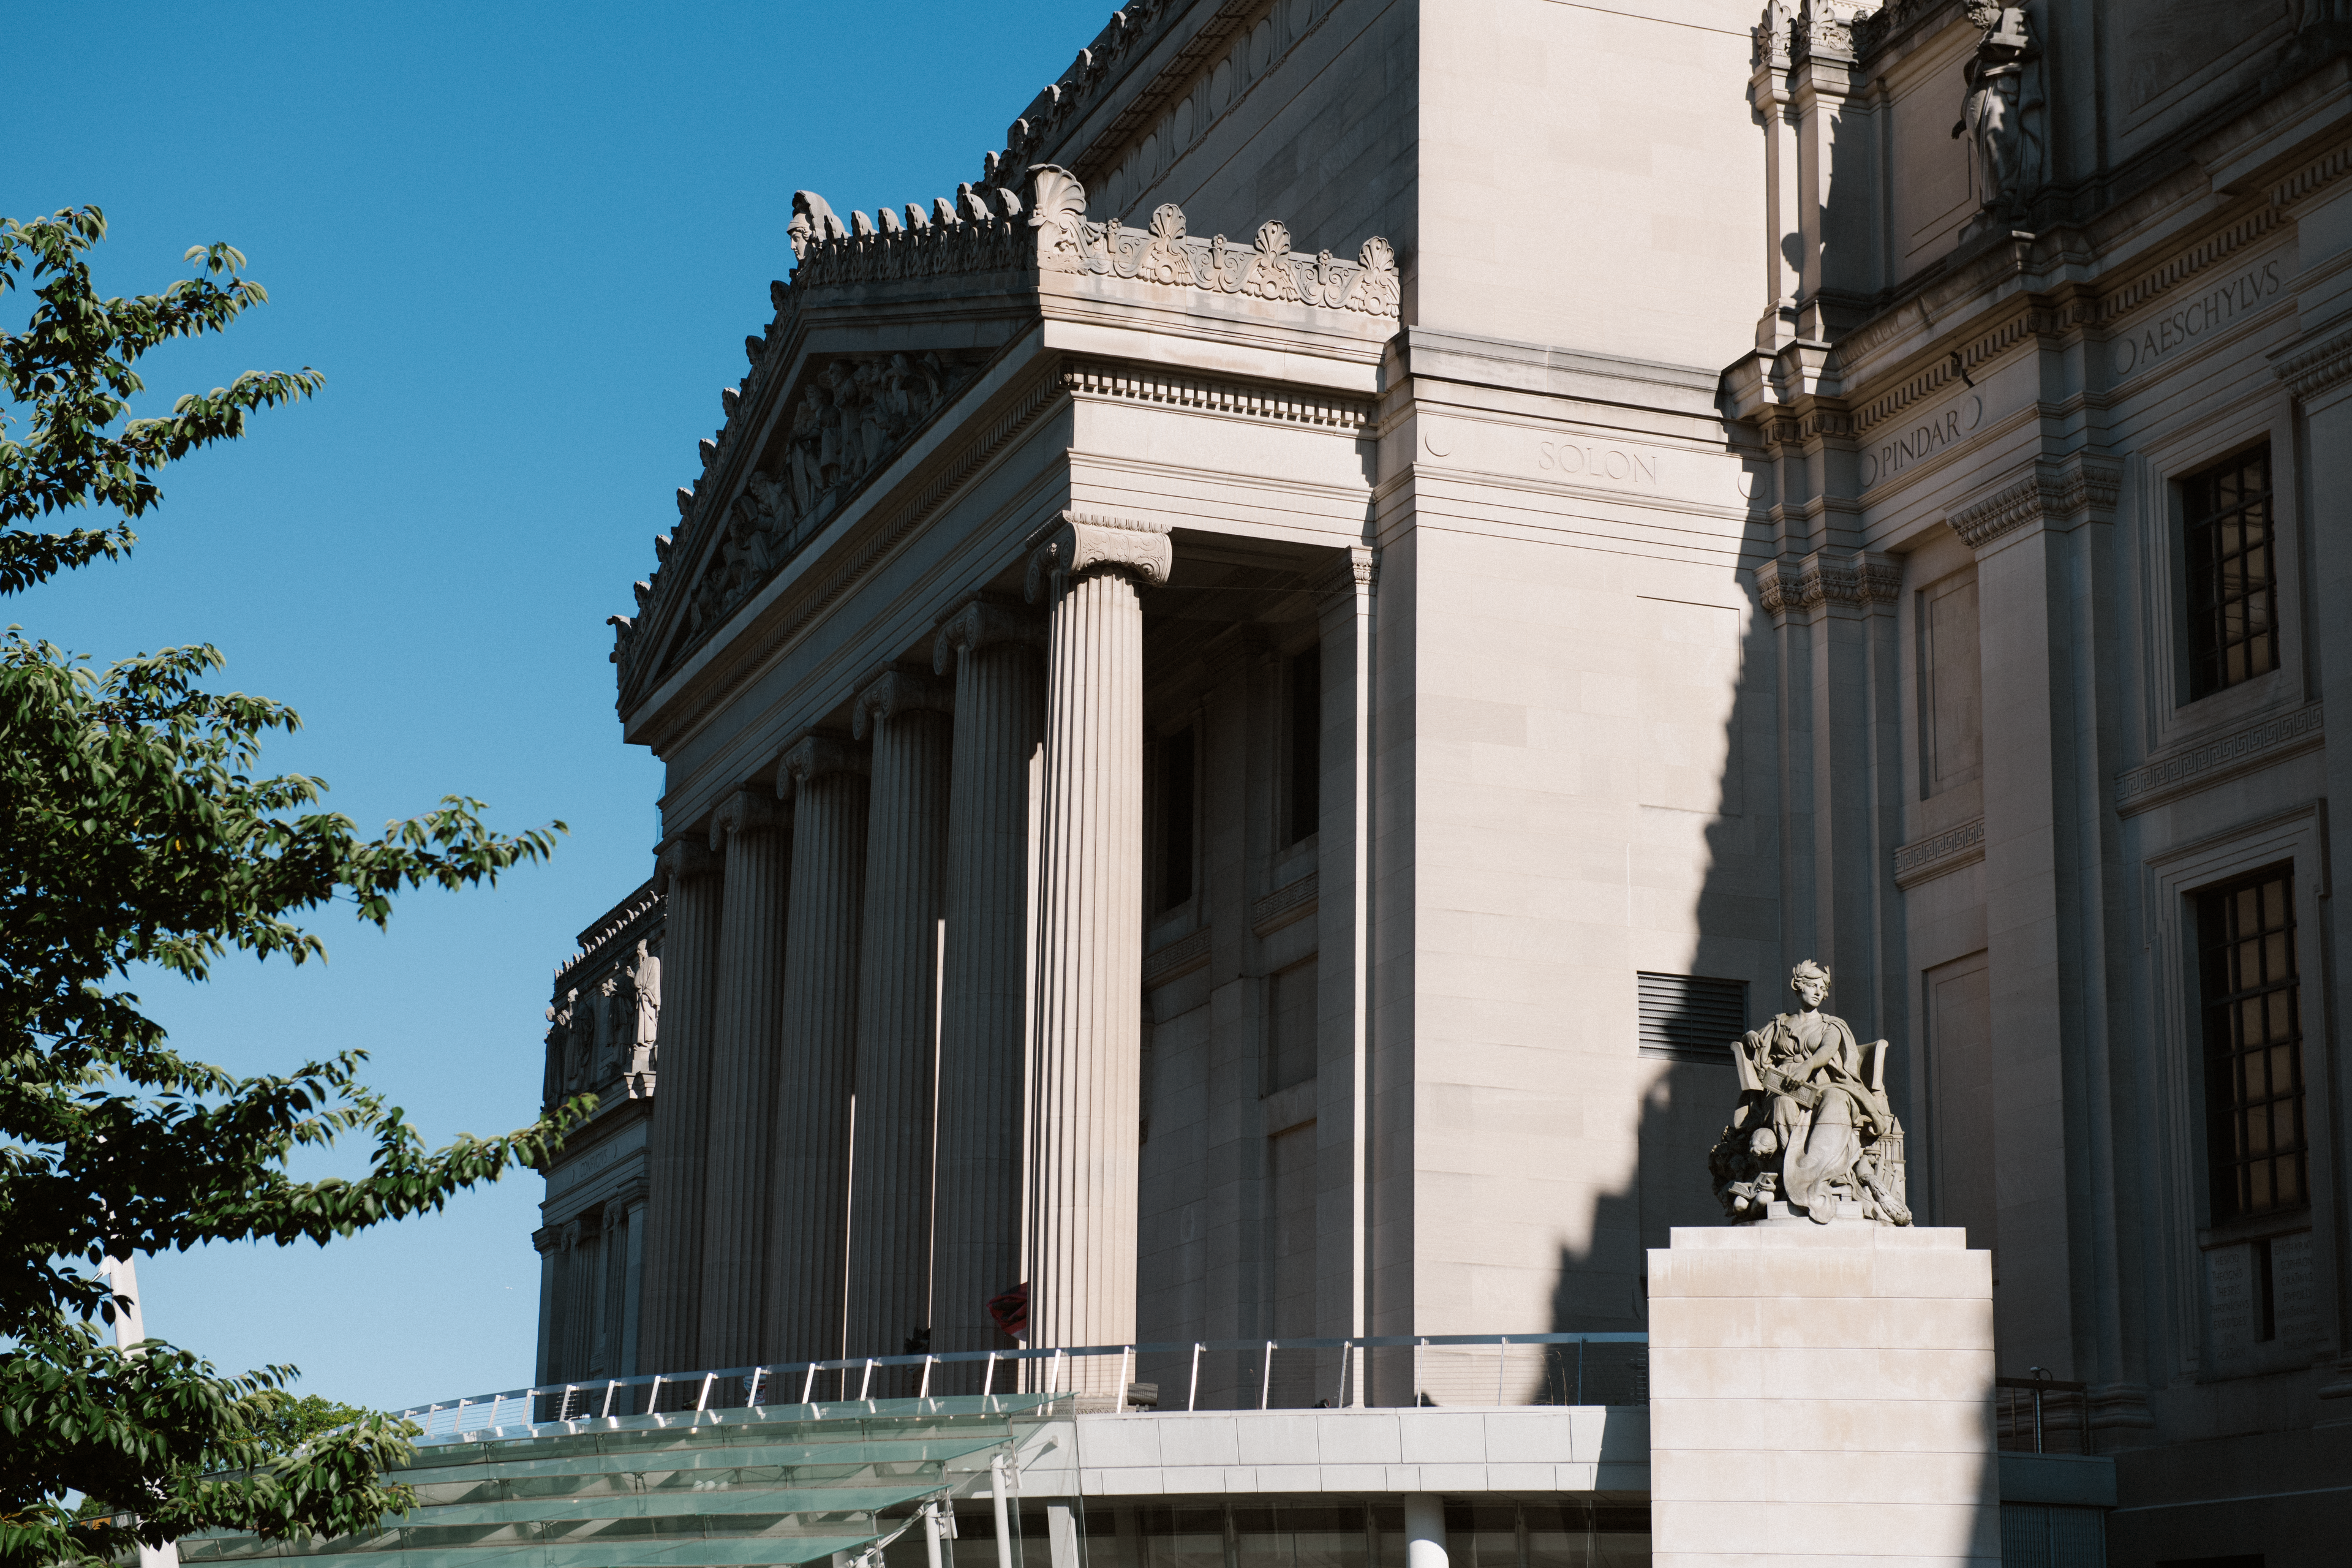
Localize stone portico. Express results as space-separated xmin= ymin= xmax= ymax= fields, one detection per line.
xmin=532 ymin=2 xmax=2352 ymax=1564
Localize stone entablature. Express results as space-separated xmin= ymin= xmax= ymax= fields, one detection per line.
xmin=609 ymin=162 xmax=1396 ymax=709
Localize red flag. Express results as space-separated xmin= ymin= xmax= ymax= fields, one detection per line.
xmin=986 ymin=1282 xmax=1028 ymax=1341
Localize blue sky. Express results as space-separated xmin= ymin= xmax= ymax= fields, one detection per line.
xmin=9 ymin=0 xmax=1105 ymax=1412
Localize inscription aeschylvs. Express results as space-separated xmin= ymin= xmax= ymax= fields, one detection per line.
xmin=2113 ymin=256 xmax=2285 ymax=378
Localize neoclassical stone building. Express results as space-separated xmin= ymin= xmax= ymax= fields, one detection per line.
xmin=533 ymin=0 xmax=2352 ymax=1559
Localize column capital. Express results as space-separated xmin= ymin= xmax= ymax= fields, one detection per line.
xmin=933 ymin=594 xmax=1044 ymax=674
xmin=851 ymin=668 xmax=952 ymax=739
xmin=708 ymin=787 xmax=784 ymax=850
xmin=2275 ymin=322 xmax=2352 ymax=407
xmin=654 ymin=834 xmax=717 ymax=892
xmin=1947 ymin=454 xmax=2122 ymax=554
xmin=778 ymin=732 xmax=869 ymax=797
xmin=1756 ymin=549 xmax=1900 ymax=624
xmin=1315 ymin=545 xmax=1377 ymax=604
xmin=1024 ymin=510 xmax=1172 ymax=603
xmin=532 ymin=1224 xmax=564 ymax=1255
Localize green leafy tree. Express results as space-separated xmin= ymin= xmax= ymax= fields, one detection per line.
xmin=0 ymin=206 xmax=588 ymax=1567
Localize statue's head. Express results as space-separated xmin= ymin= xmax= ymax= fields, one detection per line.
xmin=1789 ymin=960 xmax=1830 ymax=1008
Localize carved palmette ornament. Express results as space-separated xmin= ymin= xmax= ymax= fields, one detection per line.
xmin=1022 ymin=166 xmax=1401 ymax=319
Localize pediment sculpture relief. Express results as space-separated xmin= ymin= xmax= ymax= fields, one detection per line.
xmin=1708 ymin=960 xmax=1913 ymax=1225
xmin=682 ymin=349 xmax=982 ymax=641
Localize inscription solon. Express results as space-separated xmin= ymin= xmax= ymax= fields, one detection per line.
xmin=1537 ymin=441 xmax=1660 ymax=484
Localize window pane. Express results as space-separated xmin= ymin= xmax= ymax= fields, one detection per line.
xmin=2198 ymin=867 xmax=2308 ymax=1221
xmin=2184 ymin=443 xmax=2279 ymax=700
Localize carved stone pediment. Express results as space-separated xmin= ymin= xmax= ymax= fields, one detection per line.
xmin=610 ymin=162 xmax=1400 ymax=707
xmin=612 ymin=345 xmax=984 ymax=692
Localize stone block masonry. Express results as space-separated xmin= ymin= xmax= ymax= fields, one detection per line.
xmin=1648 ymin=1223 xmax=1999 ymax=1568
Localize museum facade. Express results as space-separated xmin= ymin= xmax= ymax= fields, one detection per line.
xmin=527 ymin=1 xmax=2352 ymax=1561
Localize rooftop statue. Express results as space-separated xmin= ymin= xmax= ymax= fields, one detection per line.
xmin=1709 ymin=960 xmax=1912 ymax=1225
xmin=1951 ymin=2 xmax=2044 ymax=221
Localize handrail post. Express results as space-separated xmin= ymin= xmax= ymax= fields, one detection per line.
xmin=746 ymin=1368 xmax=763 ymax=1408
xmin=1188 ymin=1343 xmax=1202 ymax=1412
xmin=860 ymin=1359 xmax=876 ymax=1401
xmin=1577 ymin=1338 xmax=1586 ymax=1406
xmin=983 ymin=1352 xmax=998 ymax=1397
xmin=990 ymin=1453 xmax=1014 ymax=1568
xmin=924 ymin=1499 xmax=946 ymax=1568
xmin=1118 ymin=1346 xmax=1132 ymax=1411
xmin=921 ymin=1355 xmax=936 ymax=1400
xmin=1261 ymin=1341 xmax=1273 ymax=1410
xmin=696 ymin=1373 xmax=714 ymax=1412
xmin=1497 ymin=1336 xmax=1508 ymax=1405
xmin=602 ymin=1379 xmax=619 ymax=1419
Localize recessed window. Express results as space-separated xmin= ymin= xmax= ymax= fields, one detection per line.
xmin=1286 ymin=644 xmax=1321 ymax=846
xmin=1155 ymin=727 xmax=1196 ymax=911
xmin=2196 ymin=866 xmax=2307 ymax=1222
xmin=2184 ymin=443 xmax=2278 ymax=701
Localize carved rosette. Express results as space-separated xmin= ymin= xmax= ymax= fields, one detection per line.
xmin=1024 ymin=165 xmax=1401 ymax=318
xmin=933 ymin=597 xmax=1045 ymax=675
xmin=1024 ymin=510 xmax=1174 ymax=603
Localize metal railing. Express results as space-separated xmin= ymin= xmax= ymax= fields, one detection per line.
xmin=1996 ymin=1372 xmax=2093 ymax=1455
xmin=393 ymin=1332 xmax=1649 ymax=1442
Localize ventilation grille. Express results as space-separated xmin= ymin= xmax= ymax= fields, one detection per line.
xmin=1637 ymin=972 xmax=1746 ymax=1062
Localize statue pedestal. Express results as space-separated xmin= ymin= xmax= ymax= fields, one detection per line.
xmin=1648 ymin=1224 xmax=2000 ymax=1567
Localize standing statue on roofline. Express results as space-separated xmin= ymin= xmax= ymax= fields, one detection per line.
xmin=1708 ymin=960 xmax=1912 ymax=1225
xmin=1951 ymin=2 xmax=2044 ymax=222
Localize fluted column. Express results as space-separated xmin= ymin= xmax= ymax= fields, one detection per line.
xmin=845 ymin=670 xmax=954 ymax=1363
xmin=1023 ymin=510 xmax=1170 ymax=1382
xmin=930 ymin=599 xmax=1045 ymax=1377
xmin=695 ymin=788 xmax=791 ymax=1371
xmin=767 ymin=734 xmax=869 ymax=1366
xmin=638 ymin=835 xmax=719 ymax=1377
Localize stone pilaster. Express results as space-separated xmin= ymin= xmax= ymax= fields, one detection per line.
xmin=766 ymin=734 xmax=869 ymax=1367
xmin=638 ymin=835 xmax=719 ymax=1376
xmin=618 ymin=1184 xmax=649 ymax=1378
xmin=1023 ymin=511 xmax=1170 ymax=1380
xmin=695 ymin=788 xmax=791 ymax=1371
xmin=845 ymin=669 xmax=954 ymax=1365
xmin=930 ymin=598 xmax=1045 ymax=1378
xmin=533 ymin=1224 xmax=562 ymax=1387
xmin=1952 ymin=456 xmax=2126 ymax=1393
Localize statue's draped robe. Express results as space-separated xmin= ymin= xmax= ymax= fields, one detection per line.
xmin=1741 ymin=1012 xmax=1885 ymax=1216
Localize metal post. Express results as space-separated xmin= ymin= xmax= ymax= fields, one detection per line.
xmin=983 ymin=1352 xmax=998 ymax=1396
xmin=646 ymin=1375 xmax=663 ymax=1415
xmin=860 ymin=1359 xmax=876 ymax=1400
xmin=1188 ymin=1343 xmax=1202 ymax=1411
xmin=1052 ymin=1348 xmax=1065 ymax=1395
xmin=696 ymin=1373 xmax=714 ymax=1412
xmin=921 ymin=1355 xmax=936 ymax=1399
xmin=1335 ymin=1340 xmax=1352 ymax=1409
xmin=602 ymin=1380 xmax=619 ymax=1419
xmin=1576 ymin=1338 xmax=1586 ymax=1405
xmin=746 ymin=1368 xmax=763 ymax=1408
xmin=924 ymin=1501 xmax=945 ymax=1568
xmin=1261 ymin=1341 xmax=1274 ymax=1409
xmin=1118 ymin=1346 xmax=1132 ymax=1410
xmin=1497 ymin=1338 xmax=1508 ymax=1405
xmin=990 ymin=1454 xmax=1014 ymax=1568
